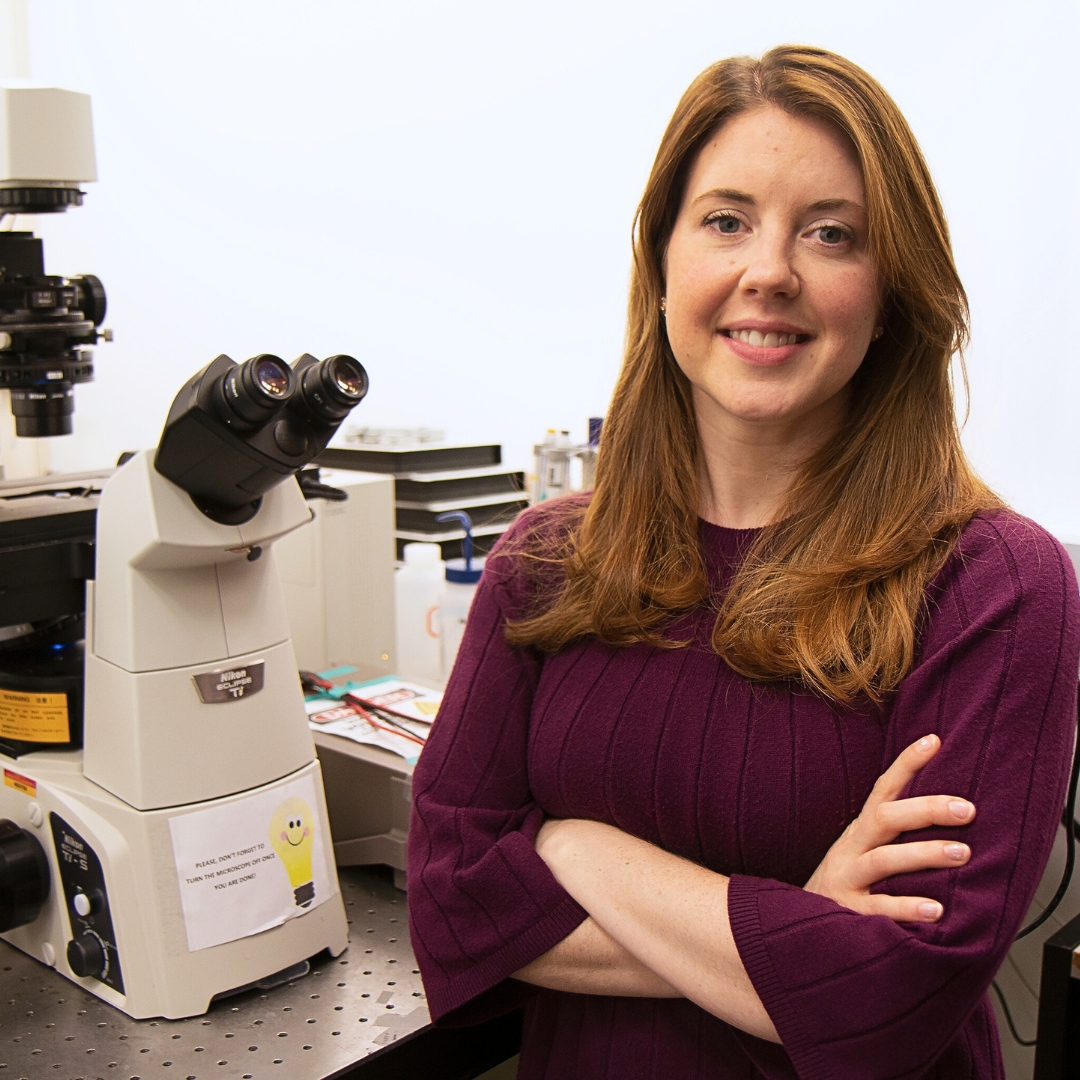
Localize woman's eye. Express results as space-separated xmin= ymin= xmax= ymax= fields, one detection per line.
xmin=814 ymin=224 xmax=851 ymax=245
xmin=708 ymin=213 xmax=743 ymax=235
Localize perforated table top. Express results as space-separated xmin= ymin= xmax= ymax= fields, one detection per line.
xmin=0 ymin=867 xmax=430 ymax=1080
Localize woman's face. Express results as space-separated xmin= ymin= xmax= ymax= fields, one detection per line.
xmin=664 ymin=105 xmax=879 ymax=444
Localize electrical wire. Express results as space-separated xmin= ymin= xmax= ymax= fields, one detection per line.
xmin=992 ymin=688 xmax=1080 ymax=1048
xmin=342 ymin=692 xmax=427 ymax=744
xmin=347 ymin=692 xmax=433 ymax=725
xmin=345 ymin=698 xmax=426 ymax=747
xmin=1015 ymin=691 xmax=1080 ymax=940
xmin=299 ymin=669 xmax=428 ymax=746
xmin=990 ymin=981 xmax=1037 ymax=1047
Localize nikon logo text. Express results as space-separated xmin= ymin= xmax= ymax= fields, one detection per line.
xmin=192 ymin=661 xmax=266 ymax=704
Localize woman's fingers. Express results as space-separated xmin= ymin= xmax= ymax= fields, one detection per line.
xmin=847 ymin=892 xmax=945 ymax=924
xmin=807 ymin=734 xmax=977 ymax=926
xmin=864 ymin=734 xmax=940 ymax=809
xmin=856 ymin=793 xmax=976 ymax=849
xmin=852 ymin=839 xmax=971 ymax=890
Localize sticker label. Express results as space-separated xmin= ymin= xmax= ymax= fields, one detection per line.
xmin=0 ymin=689 xmax=69 ymax=743
xmin=3 ymin=768 xmax=36 ymax=796
xmin=192 ymin=661 xmax=265 ymax=704
xmin=168 ymin=773 xmax=333 ymax=952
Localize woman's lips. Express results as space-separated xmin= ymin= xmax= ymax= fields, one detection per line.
xmin=720 ymin=330 xmax=810 ymax=366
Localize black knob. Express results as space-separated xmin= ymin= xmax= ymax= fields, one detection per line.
xmin=66 ymin=932 xmax=106 ymax=978
xmin=0 ymin=819 xmax=50 ymax=932
xmin=71 ymin=274 xmax=107 ymax=326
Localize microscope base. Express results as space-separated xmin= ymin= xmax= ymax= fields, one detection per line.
xmin=0 ymin=752 xmax=348 ymax=1019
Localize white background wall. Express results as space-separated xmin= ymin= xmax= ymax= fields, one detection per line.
xmin=6 ymin=0 xmax=1079 ymax=541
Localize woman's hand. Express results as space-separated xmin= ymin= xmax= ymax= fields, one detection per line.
xmin=804 ymin=734 xmax=975 ymax=923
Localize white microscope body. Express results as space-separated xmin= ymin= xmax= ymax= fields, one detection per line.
xmin=0 ymin=453 xmax=349 ymax=1018
xmin=0 ymin=84 xmax=363 ymax=1019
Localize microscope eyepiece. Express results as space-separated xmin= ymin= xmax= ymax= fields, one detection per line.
xmin=253 ymin=356 xmax=293 ymax=399
xmin=296 ymin=354 xmax=368 ymax=424
xmin=218 ymin=354 xmax=295 ymax=426
xmin=155 ymin=351 xmax=368 ymax=524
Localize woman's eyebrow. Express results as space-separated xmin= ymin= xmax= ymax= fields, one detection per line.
xmin=693 ymin=187 xmax=755 ymax=206
xmin=690 ymin=191 xmax=867 ymax=216
xmin=806 ymin=197 xmax=866 ymax=215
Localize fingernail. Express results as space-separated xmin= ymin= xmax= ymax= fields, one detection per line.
xmin=919 ymin=901 xmax=943 ymax=920
xmin=945 ymin=843 xmax=968 ymax=861
xmin=918 ymin=736 xmax=935 ymax=752
xmin=949 ymin=800 xmax=973 ymax=819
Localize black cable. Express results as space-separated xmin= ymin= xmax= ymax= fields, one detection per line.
xmin=992 ymin=689 xmax=1080 ymax=1049
xmin=1015 ymin=689 xmax=1080 ymax=940
xmin=991 ymin=980 xmax=1037 ymax=1047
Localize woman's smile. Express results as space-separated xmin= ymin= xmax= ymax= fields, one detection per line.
xmin=720 ymin=325 xmax=813 ymax=365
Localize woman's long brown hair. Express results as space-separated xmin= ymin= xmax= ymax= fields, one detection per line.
xmin=505 ymin=45 xmax=1000 ymax=704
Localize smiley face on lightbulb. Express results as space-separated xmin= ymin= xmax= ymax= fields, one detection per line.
xmin=269 ymin=796 xmax=316 ymax=908
xmin=283 ymin=815 xmax=309 ymax=847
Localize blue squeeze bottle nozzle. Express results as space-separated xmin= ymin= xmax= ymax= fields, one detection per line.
xmin=435 ymin=511 xmax=482 ymax=584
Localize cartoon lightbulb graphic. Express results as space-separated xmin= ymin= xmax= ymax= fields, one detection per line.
xmin=269 ymin=796 xmax=316 ymax=907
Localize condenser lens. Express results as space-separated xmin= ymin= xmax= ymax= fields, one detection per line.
xmin=256 ymin=359 xmax=291 ymax=397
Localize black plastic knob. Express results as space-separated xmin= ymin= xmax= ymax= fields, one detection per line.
xmin=67 ymin=932 xmax=106 ymax=978
xmin=0 ymin=819 xmax=50 ymax=932
xmin=71 ymin=274 xmax=107 ymax=326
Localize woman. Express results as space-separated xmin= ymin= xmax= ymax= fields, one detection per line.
xmin=407 ymin=46 xmax=1080 ymax=1078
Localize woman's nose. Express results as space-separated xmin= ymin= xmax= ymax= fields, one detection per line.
xmin=738 ymin=235 xmax=800 ymax=300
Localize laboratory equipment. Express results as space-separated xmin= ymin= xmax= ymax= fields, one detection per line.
xmin=275 ymin=468 xmax=397 ymax=678
xmin=318 ymin=439 xmax=527 ymax=561
xmin=533 ymin=429 xmax=571 ymax=501
xmin=435 ymin=510 xmax=484 ymax=681
xmin=532 ymin=420 xmax=603 ymax=501
xmin=394 ymin=542 xmax=444 ymax=685
xmin=0 ymin=350 xmax=368 ymax=1018
xmin=0 ymin=85 xmax=109 ymax=437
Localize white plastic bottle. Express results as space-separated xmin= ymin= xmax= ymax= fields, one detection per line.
xmin=394 ymin=543 xmax=444 ymax=685
xmin=432 ymin=510 xmax=485 ymax=682
xmin=440 ymin=560 xmax=485 ymax=680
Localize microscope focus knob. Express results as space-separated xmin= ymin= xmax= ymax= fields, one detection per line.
xmin=66 ymin=932 xmax=106 ymax=978
xmin=0 ymin=818 xmax=50 ymax=932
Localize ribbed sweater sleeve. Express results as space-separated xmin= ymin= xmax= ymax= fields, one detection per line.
xmin=408 ymin=514 xmax=589 ymax=1023
xmin=727 ymin=513 xmax=1080 ymax=1079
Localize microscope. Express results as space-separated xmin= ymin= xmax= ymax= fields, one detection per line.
xmin=0 ymin=349 xmax=368 ymax=1018
xmin=0 ymin=84 xmax=370 ymax=1019
xmin=0 ymin=84 xmax=108 ymax=437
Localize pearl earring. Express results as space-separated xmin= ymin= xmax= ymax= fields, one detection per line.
xmin=872 ymin=326 xmax=884 ymax=341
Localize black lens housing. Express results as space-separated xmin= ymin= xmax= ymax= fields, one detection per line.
xmin=155 ymin=352 xmax=367 ymax=524
xmin=214 ymin=353 xmax=295 ymax=428
xmin=294 ymin=354 xmax=369 ymax=424
xmin=0 ymin=819 xmax=50 ymax=932
xmin=0 ymin=233 xmax=106 ymax=438
xmin=10 ymin=385 xmax=76 ymax=437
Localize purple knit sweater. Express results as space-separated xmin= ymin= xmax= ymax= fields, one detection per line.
xmin=408 ymin=505 xmax=1080 ymax=1079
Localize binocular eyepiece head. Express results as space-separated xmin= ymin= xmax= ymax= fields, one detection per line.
xmin=212 ymin=353 xmax=368 ymax=430
xmin=154 ymin=352 xmax=368 ymax=524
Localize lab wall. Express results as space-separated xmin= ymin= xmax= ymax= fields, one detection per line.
xmin=11 ymin=0 xmax=1080 ymax=542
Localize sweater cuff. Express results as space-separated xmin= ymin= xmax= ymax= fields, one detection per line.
xmin=423 ymin=892 xmax=588 ymax=1022
xmin=728 ymin=874 xmax=833 ymax=1080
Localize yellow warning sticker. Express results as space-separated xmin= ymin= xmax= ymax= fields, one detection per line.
xmin=0 ymin=689 xmax=69 ymax=743
xmin=3 ymin=768 xmax=36 ymax=796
